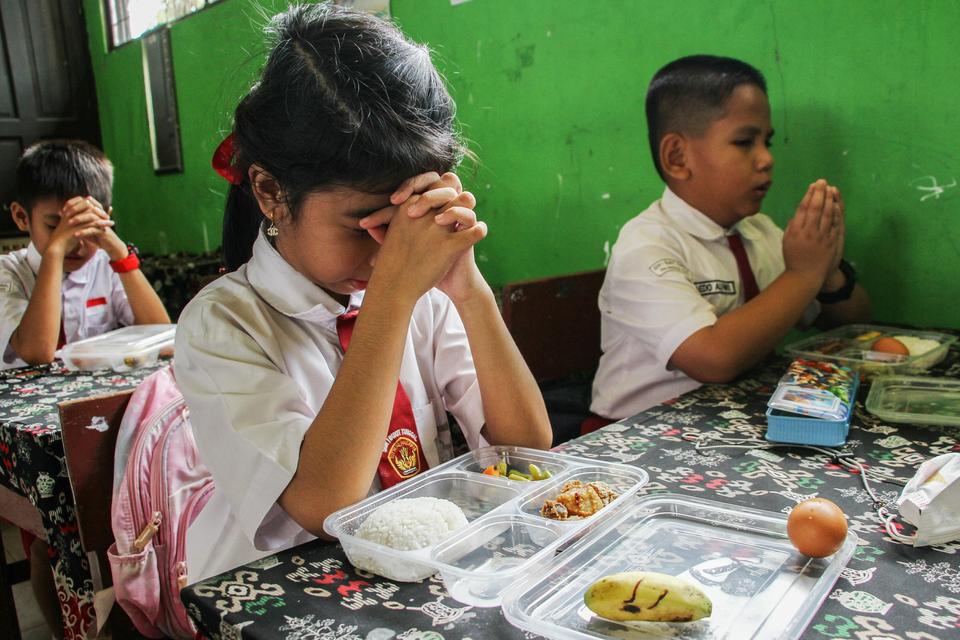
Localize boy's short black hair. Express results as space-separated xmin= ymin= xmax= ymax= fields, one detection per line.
xmin=646 ymin=55 xmax=767 ymax=180
xmin=15 ymin=139 xmax=114 ymax=211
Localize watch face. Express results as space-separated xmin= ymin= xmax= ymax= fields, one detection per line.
xmin=127 ymin=243 xmax=140 ymax=257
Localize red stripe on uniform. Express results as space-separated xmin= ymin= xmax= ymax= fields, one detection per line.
xmin=86 ymin=297 xmax=107 ymax=308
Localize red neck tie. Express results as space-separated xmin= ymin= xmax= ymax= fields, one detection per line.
xmin=336 ymin=309 xmax=429 ymax=489
xmin=57 ymin=316 xmax=67 ymax=350
xmin=726 ymin=232 xmax=760 ymax=303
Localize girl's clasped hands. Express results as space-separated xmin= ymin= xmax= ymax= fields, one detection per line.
xmin=359 ymin=171 xmax=490 ymax=304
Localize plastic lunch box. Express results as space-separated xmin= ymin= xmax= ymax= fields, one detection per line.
xmin=865 ymin=375 xmax=960 ymax=427
xmin=323 ymin=445 xmax=648 ymax=607
xmin=783 ymin=324 xmax=956 ymax=380
xmin=502 ymin=494 xmax=858 ymax=640
xmin=57 ymin=324 xmax=176 ymax=372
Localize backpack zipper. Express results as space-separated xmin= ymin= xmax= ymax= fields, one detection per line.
xmin=171 ymin=479 xmax=214 ymax=636
xmin=126 ymin=395 xmax=185 ymax=550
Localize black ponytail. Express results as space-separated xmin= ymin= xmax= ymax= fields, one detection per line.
xmin=221 ymin=3 xmax=464 ymax=270
xmin=221 ymin=183 xmax=262 ymax=272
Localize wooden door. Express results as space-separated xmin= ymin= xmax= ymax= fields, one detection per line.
xmin=0 ymin=0 xmax=101 ymax=236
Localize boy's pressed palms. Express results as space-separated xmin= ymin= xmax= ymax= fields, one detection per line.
xmin=783 ymin=180 xmax=841 ymax=286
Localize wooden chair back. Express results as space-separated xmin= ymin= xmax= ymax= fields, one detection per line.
xmin=59 ymin=391 xmax=134 ymax=556
xmin=501 ymin=269 xmax=605 ymax=383
xmin=60 ymin=390 xmax=152 ymax=638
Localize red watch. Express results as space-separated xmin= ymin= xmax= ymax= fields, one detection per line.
xmin=110 ymin=244 xmax=141 ymax=273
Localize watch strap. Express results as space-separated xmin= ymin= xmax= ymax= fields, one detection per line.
xmin=110 ymin=245 xmax=141 ymax=273
xmin=817 ymin=259 xmax=856 ymax=304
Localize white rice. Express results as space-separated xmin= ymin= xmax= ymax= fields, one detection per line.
xmin=893 ymin=336 xmax=939 ymax=357
xmin=349 ymin=497 xmax=468 ymax=581
xmin=357 ymin=497 xmax=467 ymax=550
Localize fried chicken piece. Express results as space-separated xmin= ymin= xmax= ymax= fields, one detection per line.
xmin=540 ymin=480 xmax=619 ymax=520
xmin=539 ymin=500 xmax=569 ymax=520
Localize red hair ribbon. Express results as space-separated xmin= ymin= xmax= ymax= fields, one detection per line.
xmin=212 ymin=132 xmax=244 ymax=185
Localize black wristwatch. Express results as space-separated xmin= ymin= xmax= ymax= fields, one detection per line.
xmin=817 ymin=259 xmax=856 ymax=304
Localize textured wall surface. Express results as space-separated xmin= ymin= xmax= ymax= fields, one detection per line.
xmin=84 ymin=0 xmax=960 ymax=327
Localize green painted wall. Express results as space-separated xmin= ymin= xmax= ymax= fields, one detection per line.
xmin=84 ymin=0 xmax=959 ymax=328
xmin=82 ymin=0 xmax=289 ymax=254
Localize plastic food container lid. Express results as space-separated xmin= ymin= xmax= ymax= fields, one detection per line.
xmin=502 ymin=494 xmax=857 ymax=640
xmin=865 ymin=375 xmax=960 ymax=426
xmin=783 ymin=324 xmax=956 ymax=378
xmin=57 ymin=324 xmax=176 ymax=372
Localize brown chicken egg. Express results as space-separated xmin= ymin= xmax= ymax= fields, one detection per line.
xmin=871 ymin=336 xmax=910 ymax=356
xmin=787 ymin=498 xmax=848 ymax=558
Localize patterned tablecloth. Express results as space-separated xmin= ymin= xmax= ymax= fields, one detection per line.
xmin=182 ymin=342 xmax=960 ymax=640
xmin=0 ymin=360 xmax=167 ymax=640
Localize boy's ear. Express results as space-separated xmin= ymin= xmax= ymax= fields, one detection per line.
xmin=659 ymin=133 xmax=691 ymax=181
xmin=248 ymin=165 xmax=284 ymax=219
xmin=10 ymin=202 xmax=31 ymax=233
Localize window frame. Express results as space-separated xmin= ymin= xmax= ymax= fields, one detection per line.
xmin=103 ymin=0 xmax=224 ymax=50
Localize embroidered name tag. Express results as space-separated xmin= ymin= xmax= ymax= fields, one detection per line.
xmin=86 ymin=297 xmax=107 ymax=308
xmin=695 ymin=280 xmax=736 ymax=295
xmin=649 ymin=258 xmax=690 ymax=278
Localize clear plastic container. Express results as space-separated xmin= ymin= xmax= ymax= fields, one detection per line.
xmin=502 ymin=494 xmax=858 ymax=640
xmin=323 ymin=445 xmax=648 ymax=604
xmin=784 ymin=324 xmax=956 ymax=380
xmin=866 ymin=375 xmax=960 ymax=426
xmin=58 ymin=324 xmax=176 ymax=372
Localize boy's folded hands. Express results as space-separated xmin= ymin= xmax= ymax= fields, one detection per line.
xmin=43 ymin=195 xmax=115 ymax=258
xmin=61 ymin=196 xmax=130 ymax=261
xmin=782 ymin=179 xmax=844 ymax=288
xmin=825 ymin=187 xmax=846 ymax=285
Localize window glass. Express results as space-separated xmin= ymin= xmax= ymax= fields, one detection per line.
xmin=106 ymin=0 xmax=219 ymax=47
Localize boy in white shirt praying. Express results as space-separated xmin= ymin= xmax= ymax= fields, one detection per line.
xmin=0 ymin=139 xmax=169 ymax=636
xmin=588 ymin=55 xmax=870 ymax=428
xmin=0 ymin=139 xmax=170 ymax=369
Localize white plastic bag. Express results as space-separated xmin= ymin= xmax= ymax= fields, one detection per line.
xmin=897 ymin=453 xmax=960 ymax=546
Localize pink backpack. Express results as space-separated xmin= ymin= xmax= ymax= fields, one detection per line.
xmin=108 ymin=365 xmax=214 ymax=639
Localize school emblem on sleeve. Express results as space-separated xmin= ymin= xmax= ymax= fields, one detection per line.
xmin=385 ymin=429 xmax=423 ymax=478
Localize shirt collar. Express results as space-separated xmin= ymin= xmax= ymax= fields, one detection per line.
xmin=26 ymin=242 xmax=42 ymax=274
xmin=246 ymin=227 xmax=364 ymax=322
xmin=660 ymin=187 xmax=760 ymax=241
xmin=26 ymin=242 xmax=96 ymax=284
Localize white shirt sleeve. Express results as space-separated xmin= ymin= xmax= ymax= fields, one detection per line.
xmin=426 ymin=291 xmax=486 ymax=450
xmin=602 ymin=243 xmax=717 ymax=369
xmin=174 ymin=301 xmax=313 ymax=550
xmin=0 ymin=261 xmax=29 ymax=367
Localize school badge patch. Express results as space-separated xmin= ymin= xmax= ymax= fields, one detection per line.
xmin=385 ymin=430 xmax=423 ymax=478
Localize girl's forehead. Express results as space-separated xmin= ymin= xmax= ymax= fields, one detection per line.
xmin=302 ymin=188 xmax=392 ymax=218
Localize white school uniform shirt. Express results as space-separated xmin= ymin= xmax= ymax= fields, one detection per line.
xmin=175 ymin=230 xmax=487 ymax=582
xmin=591 ymin=187 xmax=820 ymax=419
xmin=0 ymin=243 xmax=134 ymax=369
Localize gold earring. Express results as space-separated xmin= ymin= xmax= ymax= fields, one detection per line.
xmin=266 ymin=218 xmax=279 ymax=237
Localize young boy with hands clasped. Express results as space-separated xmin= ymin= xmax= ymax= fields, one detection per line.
xmin=0 ymin=140 xmax=170 ymax=370
xmin=0 ymin=139 xmax=169 ymax=637
xmin=589 ymin=55 xmax=870 ymax=426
